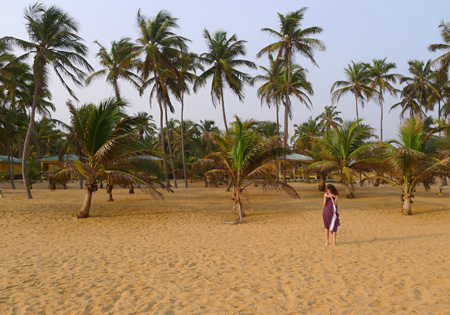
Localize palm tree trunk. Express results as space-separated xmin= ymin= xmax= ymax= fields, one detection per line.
xmin=379 ymin=89 xmax=383 ymax=142
xmin=220 ymin=86 xmax=229 ymax=134
xmin=113 ymin=78 xmax=120 ymax=101
xmin=276 ymin=101 xmax=280 ymax=181
xmin=402 ymin=192 xmax=412 ymax=215
xmin=355 ymin=94 xmax=359 ymax=121
xmin=77 ymin=189 xmax=94 ymax=218
xmin=158 ymin=101 xmax=170 ymax=187
xmin=153 ymin=71 xmax=170 ymax=187
xmin=22 ymin=80 xmax=41 ymax=199
xmin=283 ymin=52 xmax=292 ymax=184
xmin=163 ymin=99 xmax=177 ymax=189
xmin=7 ymin=143 xmax=16 ymax=189
xmin=106 ymin=184 xmax=114 ymax=202
xmin=180 ymin=93 xmax=188 ymax=188
xmin=78 ymin=147 xmax=83 ymax=189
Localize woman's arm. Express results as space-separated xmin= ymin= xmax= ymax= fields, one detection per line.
xmin=331 ymin=195 xmax=338 ymax=206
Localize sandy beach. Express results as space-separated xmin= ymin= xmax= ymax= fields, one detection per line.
xmin=1 ymin=181 xmax=450 ymax=314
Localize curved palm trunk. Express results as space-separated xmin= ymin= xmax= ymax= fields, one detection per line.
xmin=77 ymin=189 xmax=94 ymax=218
xmin=180 ymin=93 xmax=188 ymax=188
xmin=220 ymin=86 xmax=229 ymax=134
xmin=164 ymin=99 xmax=177 ymax=189
xmin=113 ymin=78 xmax=120 ymax=101
xmin=22 ymin=80 xmax=41 ymax=199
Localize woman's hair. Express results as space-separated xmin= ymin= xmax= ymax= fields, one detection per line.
xmin=326 ymin=184 xmax=339 ymax=195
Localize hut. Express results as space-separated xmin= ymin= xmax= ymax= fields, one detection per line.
xmin=0 ymin=155 xmax=22 ymax=177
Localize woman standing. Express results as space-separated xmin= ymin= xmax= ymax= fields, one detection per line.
xmin=323 ymin=184 xmax=340 ymax=246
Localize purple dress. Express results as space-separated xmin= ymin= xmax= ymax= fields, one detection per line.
xmin=323 ymin=196 xmax=340 ymax=232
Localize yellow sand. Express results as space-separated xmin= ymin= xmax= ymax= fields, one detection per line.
xmin=1 ymin=180 xmax=450 ymax=314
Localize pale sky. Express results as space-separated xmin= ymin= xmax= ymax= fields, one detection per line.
xmin=2 ymin=0 xmax=450 ymax=141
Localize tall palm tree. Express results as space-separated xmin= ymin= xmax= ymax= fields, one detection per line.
xmin=137 ymin=9 xmax=189 ymax=188
xmin=429 ymin=21 xmax=450 ymax=74
xmin=368 ymin=58 xmax=399 ymax=141
xmin=391 ymin=60 xmax=439 ymax=120
xmin=52 ymin=98 xmax=171 ymax=218
xmin=376 ymin=117 xmax=450 ymax=214
xmin=198 ymin=119 xmax=219 ymax=157
xmin=195 ymin=29 xmax=256 ymax=134
xmin=258 ymin=8 xmax=325 ymax=182
xmin=254 ymin=55 xmax=284 ymax=139
xmin=331 ymin=61 xmax=375 ymax=121
xmin=2 ymin=3 xmax=92 ymax=199
xmin=86 ymin=38 xmax=141 ymax=101
xmin=309 ymin=119 xmax=379 ymax=198
xmin=204 ymin=116 xmax=299 ymax=224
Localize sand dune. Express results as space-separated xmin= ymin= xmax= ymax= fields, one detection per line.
xmin=1 ymin=181 xmax=450 ymax=314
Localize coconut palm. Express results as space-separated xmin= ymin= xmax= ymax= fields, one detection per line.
xmin=368 ymin=58 xmax=399 ymax=141
xmin=291 ymin=116 xmax=322 ymax=153
xmin=308 ymin=119 xmax=379 ymax=198
xmin=429 ymin=21 xmax=450 ymax=74
xmin=331 ymin=61 xmax=375 ymax=121
xmin=137 ymin=9 xmax=189 ymax=188
xmin=195 ymin=29 xmax=256 ymax=134
xmin=391 ymin=60 xmax=439 ymax=120
xmin=318 ymin=105 xmax=343 ymax=135
xmin=376 ymin=117 xmax=450 ymax=214
xmin=198 ymin=119 xmax=220 ymax=157
xmin=86 ymin=38 xmax=141 ymax=101
xmin=52 ymin=98 xmax=171 ymax=218
xmin=2 ymin=3 xmax=93 ymax=199
xmin=254 ymin=55 xmax=284 ymax=139
xmin=204 ymin=116 xmax=299 ymax=224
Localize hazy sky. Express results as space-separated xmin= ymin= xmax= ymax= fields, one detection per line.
xmin=2 ymin=0 xmax=450 ymax=141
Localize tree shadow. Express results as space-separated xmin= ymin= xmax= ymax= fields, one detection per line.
xmin=342 ymin=233 xmax=441 ymax=245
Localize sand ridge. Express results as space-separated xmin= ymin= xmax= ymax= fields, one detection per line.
xmin=1 ymin=181 xmax=450 ymax=314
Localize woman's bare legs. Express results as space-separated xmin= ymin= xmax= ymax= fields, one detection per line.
xmin=325 ymin=229 xmax=329 ymax=246
xmin=332 ymin=232 xmax=337 ymax=246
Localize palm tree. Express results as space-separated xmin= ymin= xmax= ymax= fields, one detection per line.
xmin=204 ymin=116 xmax=299 ymax=224
xmin=318 ymin=105 xmax=343 ymax=134
xmin=2 ymin=3 xmax=92 ymax=199
xmin=86 ymin=38 xmax=141 ymax=101
xmin=258 ymin=8 xmax=324 ymax=181
xmin=331 ymin=61 xmax=375 ymax=121
xmin=198 ymin=119 xmax=219 ymax=157
xmin=391 ymin=60 xmax=439 ymax=120
xmin=137 ymin=9 xmax=189 ymax=188
xmin=291 ymin=116 xmax=322 ymax=153
xmin=308 ymin=119 xmax=379 ymax=198
xmin=195 ymin=29 xmax=256 ymax=134
xmin=52 ymin=98 xmax=171 ymax=218
xmin=429 ymin=21 xmax=450 ymax=73
xmin=254 ymin=55 xmax=284 ymax=139
xmin=376 ymin=117 xmax=450 ymax=214
xmin=368 ymin=58 xmax=399 ymax=141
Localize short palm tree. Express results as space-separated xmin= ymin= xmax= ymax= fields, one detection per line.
xmin=204 ymin=116 xmax=299 ymax=224
xmin=291 ymin=116 xmax=322 ymax=153
xmin=376 ymin=117 xmax=450 ymax=214
xmin=52 ymin=98 xmax=171 ymax=218
xmin=86 ymin=38 xmax=141 ymax=101
xmin=331 ymin=61 xmax=375 ymax=121
xmin=368 ymin=58 xmax=399 ymax=141
xmin=195 ymin=29 xmax=256 ymax=134
xmin=2 ymin=3 xmax=93 ymax=199
xmin=318 ymin=105 xmax=343 ymax=135
xmin=308 ymin=119 xmax=379 ymax=198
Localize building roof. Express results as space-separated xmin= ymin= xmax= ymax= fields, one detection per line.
xmin=40 ymin=154 xmax=80 ymax=162
xmin=281 ymin=153 xmax=313 ymax=161
xmin=0 ymin=155 xmax=22 ymax=163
